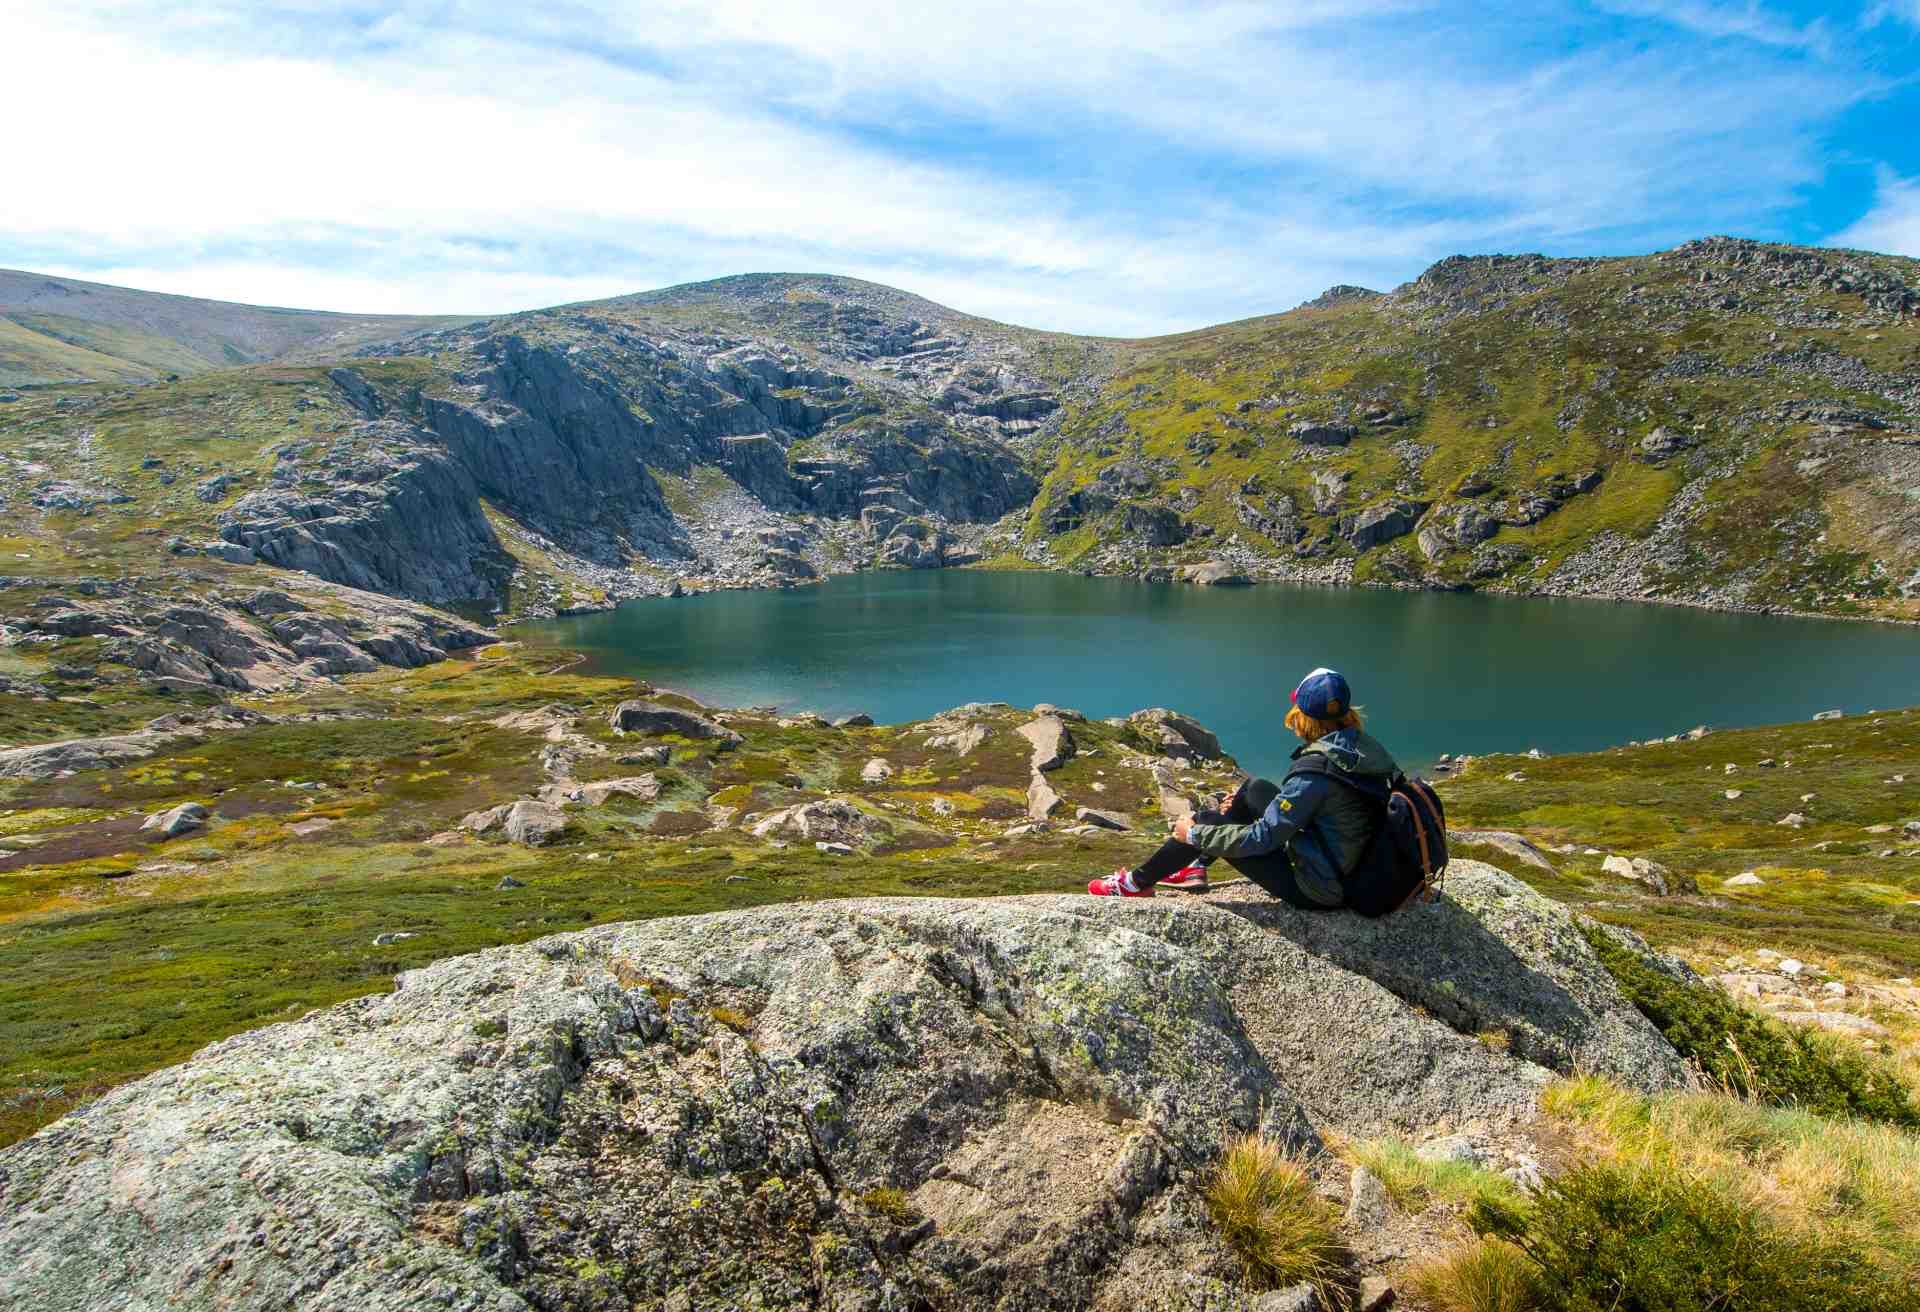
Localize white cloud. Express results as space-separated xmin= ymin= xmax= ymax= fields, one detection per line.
xmin=1596 ymin=1 xmax=1832 ymax=54
xmin=0 ymin=1 xmax=1882 ymax=332
xmin=1864 ymin=1 xmax=1920 ymax=27
xmin=1829 ymin=168 xmax=1920 ymax=257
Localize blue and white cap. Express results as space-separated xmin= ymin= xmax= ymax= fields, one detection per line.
xmin=1291 ymin=667 xmax=1351 ymax=719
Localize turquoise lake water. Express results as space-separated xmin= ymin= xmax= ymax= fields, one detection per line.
xmin=518 ymin=572 xmax=1920 ymax=780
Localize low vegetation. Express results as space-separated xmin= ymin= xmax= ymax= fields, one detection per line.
xmin=1203 ymin=1134 xmax=1345 ymax=1293
xmin=1344 ymin=1136 xmax=1523 ymax=1214
xmin=1583 ymin=924 xmax=1920 ymax=1127
xmin=1466 ymin=1162 xmax=1915 ymax=1311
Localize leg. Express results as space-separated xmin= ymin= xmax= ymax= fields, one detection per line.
xmin=1134 ymin=779 xmax=1280 ymax=888
xmin=1226 ymin=848 xmax=1343 ymax=910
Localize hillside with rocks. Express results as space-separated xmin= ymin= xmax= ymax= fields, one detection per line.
xmin=2 ymin=239 xmax=1916 ymax=635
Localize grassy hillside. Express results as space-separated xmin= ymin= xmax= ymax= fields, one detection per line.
xmin=0 ymin=268 xmax=473 ymax=386
xmin=1030 ymin=241 xmax=1920 ymax=618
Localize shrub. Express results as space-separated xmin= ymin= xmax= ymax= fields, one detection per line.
xmin=1469 ymin=1163 xmax=1914 ymax=1312
xmin=1581 ymin=924 xmax=1920 ymax=1128
xmin=1204 ymin=1134 xmax=1345 ymax=1292
xmin=1404 ymin=1238 xmax=1544 ymax=1312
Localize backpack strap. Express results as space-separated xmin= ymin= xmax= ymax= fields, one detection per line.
xmin=1286 ymin=753 xmax=1391 ymax=805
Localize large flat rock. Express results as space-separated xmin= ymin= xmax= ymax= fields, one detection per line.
xmin=0 ymin=862 xmax=1685 ymax=1311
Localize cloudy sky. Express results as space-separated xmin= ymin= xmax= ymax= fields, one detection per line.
xmin=2 ymin=1 xmax=1917 ymax=334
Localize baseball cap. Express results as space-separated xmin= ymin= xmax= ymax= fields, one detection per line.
xmin=1291 ymin=667 xmax=1352 ymax=719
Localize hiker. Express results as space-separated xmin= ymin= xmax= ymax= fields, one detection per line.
xmin=1087 ymin=666 xmax=1397 ymax=906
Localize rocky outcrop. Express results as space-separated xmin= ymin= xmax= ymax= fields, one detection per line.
xmin=12 ymin=580 xmax=492 ymax=694
xmin=1126 ymin=708 xmax=1224 ymax=762
xmin=0 ymin=707 xmax=270 ymax=781
xmin=0 ymin=865 xmax=1688 ymax=1311
xmin=608 ymin=700 xmax=742 ymax=745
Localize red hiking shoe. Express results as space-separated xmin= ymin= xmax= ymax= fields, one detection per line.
xmin=1086 ymin=870 xmax=1151 ymax=898
xmin=1159 ymin=865 xmax=1212 ymax=893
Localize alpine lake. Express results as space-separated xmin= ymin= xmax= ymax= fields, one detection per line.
xmin=516 ymin=571 xmax=1920 ymax=779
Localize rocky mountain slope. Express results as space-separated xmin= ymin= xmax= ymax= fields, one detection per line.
xmin=0 ymin=864 xmax=1686 ymax=1311
xmin=2 ymin=239 xmax=1917 ymax=625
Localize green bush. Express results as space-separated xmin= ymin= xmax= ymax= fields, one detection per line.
xmin=1582 ymin=925 xmax=1920 ymax=1128
xmin=1470 ymin=1163 xmax=1913 ymax=1312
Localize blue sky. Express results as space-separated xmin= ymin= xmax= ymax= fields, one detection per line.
xmin=2 ymin=0 xmax=1917 ymax=334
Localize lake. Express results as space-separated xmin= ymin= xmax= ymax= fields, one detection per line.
xmin=518 ymin=571 xmax=1920 ymax=779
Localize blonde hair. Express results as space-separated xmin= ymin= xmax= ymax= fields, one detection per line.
xmin=1286 ymin=704 xmax=1362 ymax=743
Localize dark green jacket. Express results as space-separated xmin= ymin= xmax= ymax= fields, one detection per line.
xmin=1187 ymin=728 xmax=1397 ymax=905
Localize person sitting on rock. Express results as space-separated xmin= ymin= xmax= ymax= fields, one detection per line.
xmin=1087 ymin=667 xmax=1395 ymax=906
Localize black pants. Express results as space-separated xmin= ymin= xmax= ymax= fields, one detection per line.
xmin=1133 ymin=779 xmax=1342 ymax=910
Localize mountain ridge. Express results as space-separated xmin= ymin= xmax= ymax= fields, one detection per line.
xmin=1 ymin=236 xmax=1916 ymax=633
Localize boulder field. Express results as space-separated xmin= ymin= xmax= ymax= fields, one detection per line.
xmin=0 ymin=863 xmax=1688 ymax=1311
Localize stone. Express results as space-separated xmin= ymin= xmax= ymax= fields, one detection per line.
xmin=1725 ymin=789 xmax=1743 ymax=799
xmin=1724 ymin=872 xmax=1764 ymax=887
xmin=930 ymin=798 xmax=955 ymax=816
xmin=1074 ymin=806 xmax=1133 ymax=831
xmin=496 ymin=876 xmax=525 ymax=890
xmin=1449 ymin=829 xmax=1557 ymax=873
xmin=0 ymin=862 xmax=1695 ymax=1311
xmin=140 ymin=801 xmax=210 ymax=838
xmin=1812 ymin=708 xmax=1844 ymax=721
xmin=1253 ymin=1286 xmax=1319 ymax=1312
xmin=1180 ymin=560 xmax=1251 ymax=586
xmin=1639 ymin=425 xmax=1695 ymax=459
xmin=571 ymin=775 xmax=660 ymax=807
xmin=1778 ymin=958 xmax=1806 ymax=976
xmin=1600 ymin=854 xmax=1694 ymax=896
xmin=1288 ymin=419 xmax=1358 ymax=446
xmin=1416 ymin=1133 xmax=1489 ymax=1165
xmin=1346 ymin=1164 xmax=1390 ymax=1229
xmin=460 ymin=803 xmax=509 ymax=834
xmin=1027 ymin=773 xmax=1064 ymax=821
xmin=503 ymin=799 xmax=569 ymax=846
xmin=1772 ymin=1011 xmax=1889 ymax=1038
xmin=750 ymin=798 xmax=888 ymax=847
xmin=1015 ymin=715 xmax=1076 ymax=772
xmin=833 ymin=712 xmax=875 ymax=728
xmin=608 ymin=700 xmax=742 ymax=746
xmin=814 ymin=841 xmax=855 ymax=855
xmin=370 ymin=932 xmax=415 ymax=947
xmin=1777 ymin=812 xmax=1808 ymax=828
xmin=1715 ymin=972 xmax=1795 ymax=998
xmin=618 ymin=746 xmax=672 ymax=766
xmin=861 ymin=758 xmax=895 ymax=783
xmin=924 ymin=722 xmax=991 ymax=756
xmin=1126 ymin=708 xmax=1223 ymax=762
xmin=1358 ymin=1276 xmax=1397 ymax=1312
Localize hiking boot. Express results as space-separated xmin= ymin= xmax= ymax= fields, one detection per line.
xmin=1086 ymin=870 xmax=1150 ymax=898
xmin=1159 ymin=865 xmax=1211 ymax=893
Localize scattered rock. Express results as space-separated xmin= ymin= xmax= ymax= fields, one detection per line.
xmin=1015 ymin=715 xmax=1076 ymax=772
xmin=608 ymin=700 xmax=742 ymax=746
xmin=371 ymin=932 xmax=415 ymax=947
xmin=861 ymin=758 xmax=895 ymax=783
xmin=1180 ymin=560 xmax=1251 ymax=586
xmin=1074 ymin=807 xmax=1133 ymax=831
xmin=140 ymin=802 xmax=210 ymax=839
xmin=750 ymin=798 xmax=888 ymax=847
xmin=1600 ymin=854 xmax=1695 ymax=896
xmin=1724 ymin=789 xmax=1743 ymax=800
xmin=1027 ymin=774 xmax=1064 ymax=821
xmin=571 ymin=775 xmax=661 ymax=807
xmin=1777 ymin=812 xmax=1808 ymax=828
xmin=1357 ymin=1276 xmax=1397 ymax=1312
xmin=1811 ymin=708 xmax=1844 ymax=721
xmin=617 ymin=746 xmax=672 ymax=767
xmin=1773 ymin=1011 xmax=1888 ymax=1038
xmin=1346 ymin=1165 xmax=1390 ymax=1229
xmin=1724 ymin=872 xmax=1764 ymax=887
xmin=503 ymin=799 xmax=569 ymax=846
xmin=496 ymin=876 xmax=525 ymax=890
xmin=833 ymin=712 xmax=875 ymax=728
xmin=1450 ymin=828 xmax=1556 ymax=873
xmin=1125 ymin=708 xmax=1222 ymax=762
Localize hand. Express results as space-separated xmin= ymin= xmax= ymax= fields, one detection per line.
xmin=1171 ymin=813 xmax=1194 ymax=844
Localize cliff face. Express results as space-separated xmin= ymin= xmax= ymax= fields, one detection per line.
xmin=0 ymin=866 xmax=1687 ymax=1312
